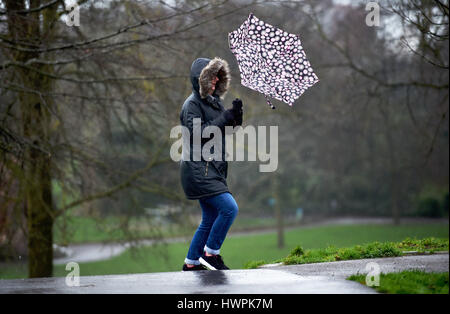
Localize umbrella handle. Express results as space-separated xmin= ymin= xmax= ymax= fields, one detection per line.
xmin=264 ymin=95 xmax=276 ymax=109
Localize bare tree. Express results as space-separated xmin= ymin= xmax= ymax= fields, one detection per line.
xmin=0 ymin=0 xmax=256 ymax=277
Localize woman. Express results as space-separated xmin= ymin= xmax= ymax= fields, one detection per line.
xmin=179 ymin=57 xmax=243 ymax=271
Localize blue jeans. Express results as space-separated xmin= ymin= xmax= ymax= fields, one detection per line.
xmin=185 ymin=192 xmax=238 ymax=265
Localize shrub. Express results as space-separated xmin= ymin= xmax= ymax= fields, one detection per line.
xmin=415 ymin=186 xmax=449 ymax=218
xmin=417 ymin=197 xmax=443 ymax=218
xmin=288 ymin=245 xmax=305 ymax=257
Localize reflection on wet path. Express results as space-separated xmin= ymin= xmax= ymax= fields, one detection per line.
xmin=193 ymin=270 xmax=228 ymax=286
xmin=0 ymin=269 xmax=378 ymax=294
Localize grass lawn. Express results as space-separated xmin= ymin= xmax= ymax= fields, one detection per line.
xmin=1 ymin=223 xmax=448 ymax=279
xmin=348 ymin=271 xmax=449 ymax=294
xmin=243 ymin=237 xmax=449 ymax=268
xmin=53 ymin=214 xmax=283 ymax=245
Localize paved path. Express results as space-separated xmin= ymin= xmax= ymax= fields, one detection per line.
xmin=0 ymin=269 xmax=376 ymax=294
xmin=267 ymin=252 xmax=449 ymax=278
xmin=1 ymin=253 xmax=447 ymax=294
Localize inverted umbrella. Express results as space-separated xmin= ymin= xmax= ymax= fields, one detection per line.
xmin=228 ymin=13 xmax=319 ymax=109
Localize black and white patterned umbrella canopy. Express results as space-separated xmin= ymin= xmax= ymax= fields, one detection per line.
xmin=229 ymin=13 xmax=319 ymax=109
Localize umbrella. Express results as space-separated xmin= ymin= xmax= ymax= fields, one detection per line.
xmin=228 ymin=13 xmax=319 ymax=109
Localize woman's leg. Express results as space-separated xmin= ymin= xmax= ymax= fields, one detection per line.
xmin=203 ymin=192 xmax=239 ymax=255
xmin=184 ymin=199 xmax=219 ymax=265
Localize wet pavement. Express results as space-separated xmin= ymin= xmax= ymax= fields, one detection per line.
xmin=2 ymin=252 xmax=447 ymax=294
xmin=0 ymin=269 xmax=376 ymax=294
xmin=53 ymin=242 xmax=130 ymax=265
xmin=270 ymin=253 xmax=450 ymax=279
xmin=53 ymin=237 xmax=188 ymax=265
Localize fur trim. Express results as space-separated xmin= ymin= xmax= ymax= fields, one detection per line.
xmin=199 ymin=57 xmax=230 ymax=99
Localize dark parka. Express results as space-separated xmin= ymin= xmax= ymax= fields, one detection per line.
xmin=179 ymin=57 xmax=239 ymax=200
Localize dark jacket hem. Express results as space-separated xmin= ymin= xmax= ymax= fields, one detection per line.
xmin=186 ymin=189 xmax=231 ymax=200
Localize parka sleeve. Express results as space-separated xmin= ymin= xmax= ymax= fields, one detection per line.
xmin=183 ymin=101 xmax=234 ymax=135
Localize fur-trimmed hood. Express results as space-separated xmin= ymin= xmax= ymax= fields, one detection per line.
xmin=190 ymin=57 xmax=230 ymax=99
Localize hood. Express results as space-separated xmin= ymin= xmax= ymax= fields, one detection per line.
xmin=190 ymin=57 xmax=230 ymax=99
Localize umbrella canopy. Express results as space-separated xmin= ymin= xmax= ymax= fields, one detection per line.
xmin=228 ymin=13 xmax=319 ymax=109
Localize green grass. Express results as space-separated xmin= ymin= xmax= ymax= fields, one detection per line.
xmin=54 ymin=216 xmax=127 ymax=244
xmin=53 ymin=215 xmax=280 ymax=245
xmin=251 ymin=237 xmax=448 ymax=268
xmin=53 ymin=215 xmax=194 ymax=245
xmin=1 ymin=223 xmax=448 ymax=280
xmin=396 ymin=237 xmax=450 ymax=253
xmin=274 ymin=241 xmax=403 ymax=266
xmin=348 ymin=271 xmax=449 ymax=294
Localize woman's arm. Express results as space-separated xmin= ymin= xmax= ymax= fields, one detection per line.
xmin=183 ymin=101 xmax=235 ymax=135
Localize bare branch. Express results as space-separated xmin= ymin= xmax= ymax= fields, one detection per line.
xmin=0 ymin=0 xmax=62 ymax=15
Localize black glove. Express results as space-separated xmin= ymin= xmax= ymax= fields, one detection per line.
xmin=232 ymin=98 xmax=243 ymax=126
xmin=232 ymin=98 xmax=243 ymax=113
xmin=223 ymin=109 xmax=235 ymax=125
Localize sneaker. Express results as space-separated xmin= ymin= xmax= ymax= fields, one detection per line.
xmin=199 ymin=252 xmax=230 ymax=270
xmin=182 ymin=263 xmax=207 ymax=271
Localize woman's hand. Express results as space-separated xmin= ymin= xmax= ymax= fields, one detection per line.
xmin=232 ymin=98 xmax=243 ymax=112
xmin=232 ymin=98 xmax=243 ymax=126
xmin=222 ymin=98 xmax=243 ymax=127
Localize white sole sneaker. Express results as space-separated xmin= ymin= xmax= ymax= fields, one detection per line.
xmin=199 ymin=257 xmax=217 ymax=270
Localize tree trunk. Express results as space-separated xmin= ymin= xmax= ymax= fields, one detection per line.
xmin=26 ymin=148 xmax=54 ymax=278
xmin=376 ymin=98 xmax=401 ymax=226
xmin=386 ymin=124 xmax=401 ymax=225
xmin=6 ymin=0 xmax=56 ymax=278
xmin=273 ymin=174 xmax=284 ymax=248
